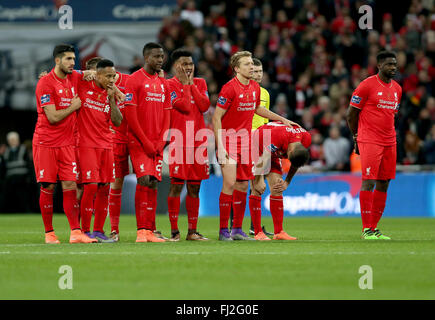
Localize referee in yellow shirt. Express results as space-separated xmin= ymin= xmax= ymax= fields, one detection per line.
xmin=230 ymin=58 xmax=274 ymax=236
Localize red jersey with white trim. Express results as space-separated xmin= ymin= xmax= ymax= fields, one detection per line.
xmin=167 ymin=76 xmax=208 ymax=148
xmin=349 ymin=74 xmax=402 ymax=146
xmin=124 ymin=68 xmax=171 ymax=144
xmin=111 ymin=72 xmax=129 ymax=144
xmin=33 ymin=69 xmax=80 ymax=147
xmin=216 ymin=77 xmax=261 ymax=150
xmin=76 ymin=79 xmax=112 ymax=149
xmin=255 ymin=122 xmax=312 ymax=159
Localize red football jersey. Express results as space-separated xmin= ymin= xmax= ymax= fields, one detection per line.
xmin=33 ymin=69 xmax=80 ymax=147
xmin=111 ymin=72 xmax=129 ymax=144
xmin=216 ymin=77 xmax=261 ymax=150
xmin=167 ymin=76 xmax=209 ymax=148
xmin=255 ymin=122 xmax=312 ymax=159
xmin=124 ymin=68 xmax=171 ymax=144
xmin=349 ymin=74 xmax=402 ymax=146
xmin=77 ymin=79 xmax=112 ymax=149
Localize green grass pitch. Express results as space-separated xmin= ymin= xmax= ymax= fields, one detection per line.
xmin=0 ymin=214 xmax=434 ymax=300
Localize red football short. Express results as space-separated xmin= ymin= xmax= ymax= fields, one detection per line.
xmin=358 ymin=142 xmax=396 ymax=180
xmin=129 ymin=138 xmax=163 ymax=181
xmin=78 ymin=146 xmax=115 ymax=183
xmin=33 ymin=144 xmax=77 ymax=183
xmin=113 ymin=142 xmax=130 ymax=179
xmin=168 ymin=146 xmax=209 ymax=181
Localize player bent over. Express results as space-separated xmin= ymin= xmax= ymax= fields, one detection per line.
xmin=166 ymin=49 xmax=211 ymax=241
xmin=250 ymin=122 xmax=311 ymax=240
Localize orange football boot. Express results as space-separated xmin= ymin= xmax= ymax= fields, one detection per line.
xmin=45 ymin=231 xmax=60 ymax=244
xmin=69 ymin=229 xmax=98 ymax=243
xmin=273 ymin=231 xmax=297 ymax=240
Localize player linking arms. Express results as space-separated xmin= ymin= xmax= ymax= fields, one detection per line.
xmin=346 ymin=51 xmax=402 ymax=240
xmin=33 ymin=44 xmax=96 ymax=244
xmin=250 ymin=122 xmax=311 ymax=240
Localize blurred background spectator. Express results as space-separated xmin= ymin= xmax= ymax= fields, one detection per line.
xmin=1 ymin=132 xmax=32 ymax=213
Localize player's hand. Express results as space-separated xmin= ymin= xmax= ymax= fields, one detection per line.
xmin=176 ymin=65 xmax=189 ymax=85
xmin=254 ymin=179 xmax=266 ymax=195
xmin=106 ymin=85 xmax=115 ymax=99
xmin=217 ymin=146 xmax=229 ymax=165
xmin=185 ymin=67 xmax=194 ymax=85
xmin=281 ymin=119 xmax=300 ymax=128
xmin=70 ymin=95 xmax=81 ymax=111
xmin=38 ymin=71 xmax=48 ymax=79
xmin=158 ymin=70 xmax=165 ymax=78
xmin=83 ymin=70 xmax=96 ymax=81
xmin=272 ymin=178 xmax=288 ymax=193
xmin=353 ymin=137 xmax=359 ymax=155
xmin=109 ymin=125 xmax=116 ymax=134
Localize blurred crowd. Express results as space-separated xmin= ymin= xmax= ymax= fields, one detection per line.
xmin=153 ymin=0 xmax=435 ymax=170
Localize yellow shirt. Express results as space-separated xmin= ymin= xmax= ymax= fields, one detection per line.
xmin=252 ymin=87 xmax=270 ymax=130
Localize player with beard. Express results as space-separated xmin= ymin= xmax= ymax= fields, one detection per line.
xmin=33 ymin=44 xmax=96 ymax=244
xmin=346 ymin=51 xmax=402 ymax=240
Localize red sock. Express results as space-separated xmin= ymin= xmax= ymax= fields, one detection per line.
xmin=270 ymin=195 xmax=284 ymax=234
xmin=146 ymin=188 xmax=158 ymax=231
xmin=135 ymin=184 xmax=147 ymax=230
xmin=219 ymin=192 xmax=233 ymax=230
xmin=371 ymin=190 xmax=387 ymax=230
xmin=109 ymin=188 xmax=122 ymax=233
xmin=186 ymin=195 xmax=199 ymax=231
xmin=80 ymin=184 xmax=98 ymax=233
xmin=232 ymin=190 xmax=247 ymax=229
xmin=63 ymin=189 xmax=80 ymax=230
xmin=249 ymin=195 xmax=262 ymax=235
xmin=168 ymin=196 xmax=180 ymax=231
xmin=40 ymin=187 xmax=54 ymax=232
xmin=93 ymin=184 xmax=110 ymax=232
xmin=359 ymin=190 xmax=373 ymax=230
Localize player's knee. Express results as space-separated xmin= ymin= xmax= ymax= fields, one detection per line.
xmin=187 ymin=184 xmax=200 ymax=197
xmin=61 ymin=180 xmax=76 ymax=190
xmin=235 ymin=180 xmax=249 ymax=192
xmin=361 ymin=180 xmax=375 ymax=191
xmin=41 ymin=182 xmax=56 ymax=191
xmin=169 ymin=183 xmax=183 ymax=197
xmin=375 ymin=180 xmax=390 ymax=192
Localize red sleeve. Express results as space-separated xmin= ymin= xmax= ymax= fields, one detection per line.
xmin=216 ymin=83 xmax=234 ymax=110
xmin=169 ymin=82 xmax=190 ymax=114
xmin=349 ymin=80 xmax=369 ymax=109
xmin=191 ymin=79 xmax=210 ymax=113
xmin=256 ymin=83 xmax=261 ymax=108
xmin=70 ymin=70 xmax=84 ymax=89
xmin=36 ymin=80 xmax=55 ymax=108
xmin=124 ymin=77 xmax=155 ymax=156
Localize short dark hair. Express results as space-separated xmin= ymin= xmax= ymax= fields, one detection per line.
xmin=289 ymin=144 xmax=310 ymax=168
xmin=171 ymin=49 xmax=192 ymax=64
xmin=377 ymin=51 xmax=396 ymax=63
xmin=53 ymin=44 xmax=75 ymax=59
xmin=96 ymin=59 xmax=114 ymax=70
xmin=86 ymin=57 xmax=103 ymax=70
xmin=252 ymin=58 xmax=262 ymax=67
xmin=143 ymin=42 xmax=163 ymax=56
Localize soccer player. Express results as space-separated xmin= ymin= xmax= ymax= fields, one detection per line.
xmin=346 ymin=51 xmax=402 ymax=240
xmin=212 ymin=51 xmax=296 ymax=241
xmin=124 ymin=42 xmax=171 ymax=243
xmin=77 ymin=59 xmax=123 ymax=242
xmin=166 ymin=49 xmax=210 ymax=241
xmin=250 ymin=122 xmax=311 ymax=240
xmin=33 ymin=44 xmax=96 ymax=244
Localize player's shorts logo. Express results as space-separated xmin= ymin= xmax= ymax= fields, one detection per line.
xmin=351 ymin=95 xmax=361 ymax=104
xmin=39 ymin=169 xmax=45 ymax=178
xmin=41 ymin=94 xmax=51 ymax=104
xmin=86 ymin=170 xmax=91 ymax=179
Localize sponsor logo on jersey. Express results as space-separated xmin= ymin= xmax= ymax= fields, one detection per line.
xmin=217 ymin=96 xmax=227 ymax=105
xmin=41 ymin=94 xmax=51 ymax=104
xmin=351 ymin=95 xmax=361 ymax=104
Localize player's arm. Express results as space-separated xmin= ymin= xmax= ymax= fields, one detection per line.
xmin=171 ymin=86 xmax=191 ymax=114
xmin=107 ymin=85 xmax=123 ymax=127
xmin=191 ymin=80 xmax=210 ymax=113
xmin=212 ymin=106 xmax=229 ymax=163
xmin=44 ymin=96 xmax=81 ymax=124
xmin=255 ymin=105 xmax=299 ymax=128
xmin=346 ymin=106 xmax=360 ymax=154
xmin=124 ymin=82 xmax=155 ymax=156
xmin=157 ymin=85 xmax=172 ymax=155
